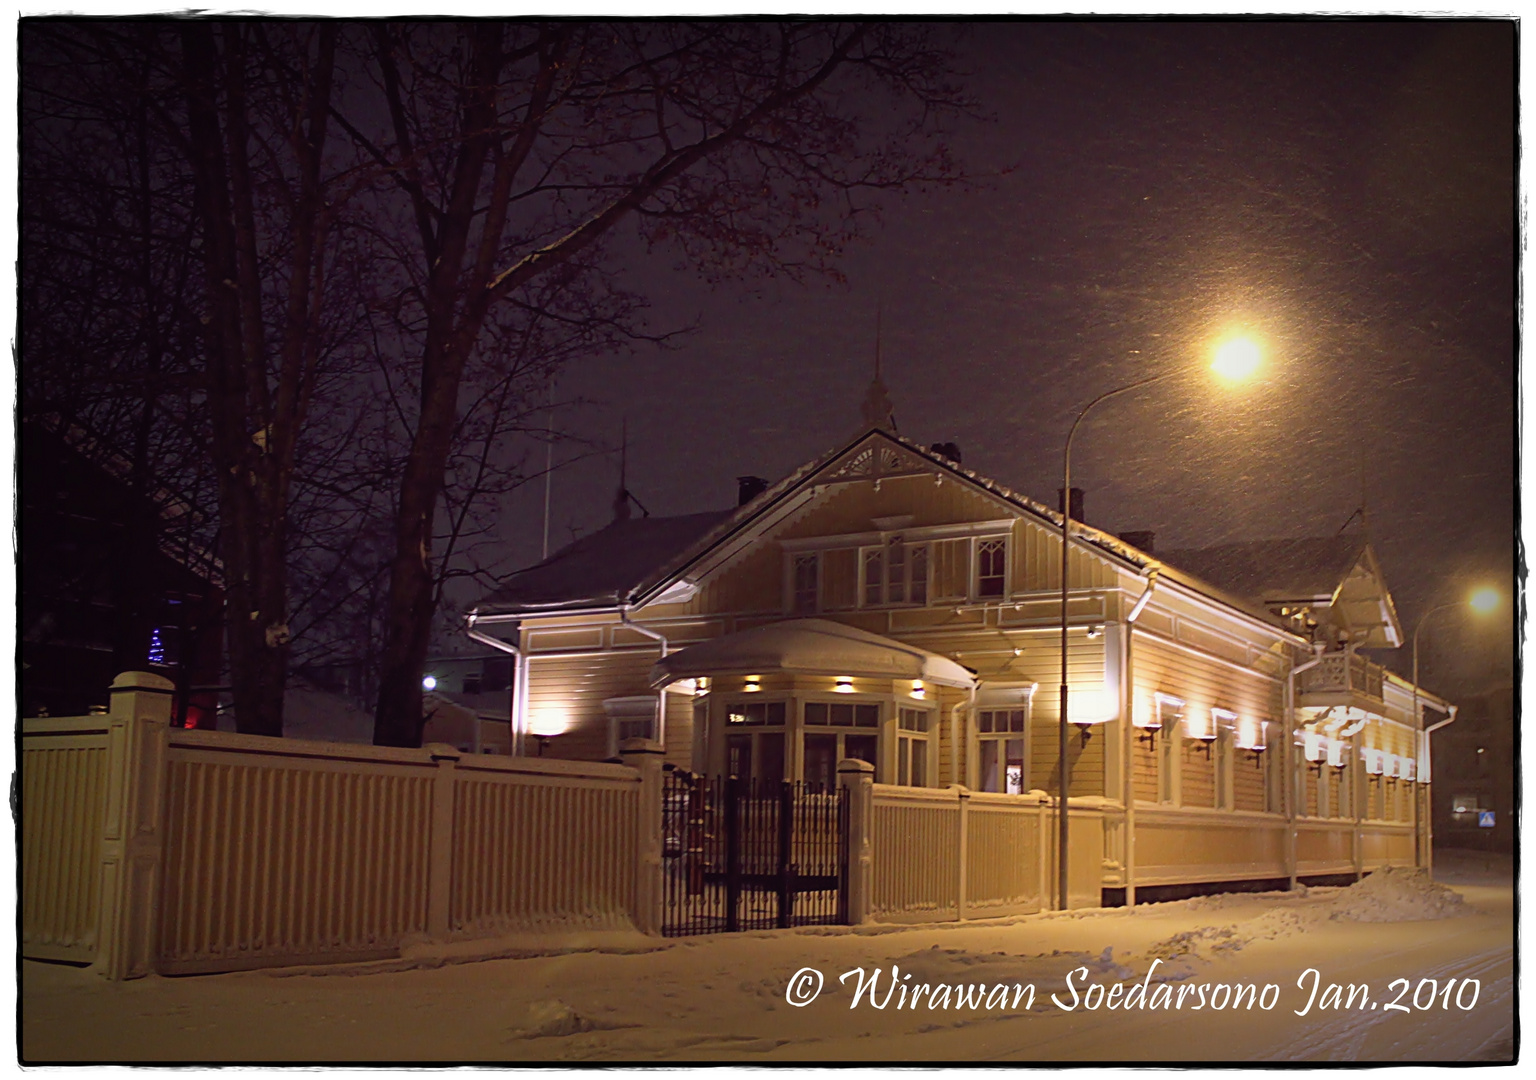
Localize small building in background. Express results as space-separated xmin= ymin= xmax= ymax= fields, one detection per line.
xmin=19 ymin=415 xmax=224 ymax=723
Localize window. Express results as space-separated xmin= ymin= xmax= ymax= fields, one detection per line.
xmin=727 ymin=701 xmax=787 ymax=726
xmin=977 ymin=708 xmax=1028 ymax=794
xmin=803 ymin=701 xmax=878 ymax=728
xmin=725 ymin=699 xmax=787 ymax=785
xmin=804 ymin=701 xmax=879 ymax=786
xmin=896 ymin=708 xmax=931 ymax=787
xmin=976 ymin=538 xmax=1007 ymax=598
xmin=863 ymin=547 xmax=884 ymax=606
xmin=859 ymin=537 xmax=931 ymax=608
xmin=909 ymin=543 xmax=928 ymax=604
xmin=605 ymin=695 xmax=660 ymax=756
xmin=792 ymin=553 xmax=820 ymax=614
xmin=887 ymin=539 xmax=906 ymax=604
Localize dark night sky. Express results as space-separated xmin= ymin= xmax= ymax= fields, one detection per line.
xmin=482 ymin=19 xmax=1515 ymax=694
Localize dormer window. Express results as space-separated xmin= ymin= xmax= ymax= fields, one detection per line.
xmin=792 ymin=553 xmax=819 ymax=614
xmin=859 ymin=536 xmax=930 ymax=608
xmin=976 ymin=537 xmax=1007 ymax=599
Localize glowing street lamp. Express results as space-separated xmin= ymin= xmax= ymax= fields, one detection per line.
xmin=1211 ymin=333 xmax=1264 ymax=383
xmin=1056 ymin=334 xmax=1263 ymax=911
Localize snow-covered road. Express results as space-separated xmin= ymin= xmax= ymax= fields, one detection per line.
xmin=21 ymin=852 xmax=1514 ymax=1064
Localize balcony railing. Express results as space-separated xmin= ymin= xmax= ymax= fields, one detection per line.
xmin=1297 ymin=651 xmax=1384 ymax=700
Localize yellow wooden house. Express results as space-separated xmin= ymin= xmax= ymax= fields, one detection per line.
xmin=468 ymin=425 xmax=1449 ymax=905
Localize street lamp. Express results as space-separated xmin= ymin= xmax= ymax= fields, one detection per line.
xmin=1411 ymin=587 xmax=1501 ymax=875
xmin=1056 ymin=334 xmax=1263 ymax=911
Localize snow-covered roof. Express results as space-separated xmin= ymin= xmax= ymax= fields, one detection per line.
xmin=1159 ymin=535 xmax=1371 ymax=604
xmin=469 ymin=427 xmax=1300 ymax=640
xmin=473 ymin=510 xmax=733 ymax=615
xmin=648 ymin=618 xmax=977 ymax=689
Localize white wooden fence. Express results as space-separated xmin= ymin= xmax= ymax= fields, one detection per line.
xmin=22 ymin=672 xmax=661 ymax=979
xmin=859 ymin=784 xmax=1108 ymax=923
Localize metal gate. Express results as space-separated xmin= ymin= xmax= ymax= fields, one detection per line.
xmin=661 ymin=772 xmax=847 ymax=936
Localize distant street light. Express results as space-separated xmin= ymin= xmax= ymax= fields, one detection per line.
xmin=1412 ymin=587 xmax=1501 ymax=875
xmin=1056 ymin=337 xmax=1263 ymax=911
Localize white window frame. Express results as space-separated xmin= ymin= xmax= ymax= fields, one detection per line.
xmin=975 ymin=705 xmax=1031 ymax=794
xmin=788 ymin=551 xmax=820 ymax=614
xmin=857 ymin=535 xmax=931 ymax=609
xmin=604 ymin=695 xmax=660 ymax=758
xmin=801 ymin=698 xmax=882 ymax=784
xmin=720 ymin=697 xmax=790 ymax=784
xmin=895 ymin=706 xmax=935 ymax=787
xmin=972 ymin=535 xmax=1009 ymax=601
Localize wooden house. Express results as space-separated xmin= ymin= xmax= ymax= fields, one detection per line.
xmin=468 ymin=425 xmax=1450 ymax=902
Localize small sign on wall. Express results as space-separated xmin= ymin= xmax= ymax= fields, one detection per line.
xmin=1479 ymin=810 xmax=1496 ymax=828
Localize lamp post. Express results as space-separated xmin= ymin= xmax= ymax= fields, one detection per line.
xmin=1055 ymin=334 xmax=1262 ymax=911
xmin=1410 ymin=587 xmax=1500 ymax=874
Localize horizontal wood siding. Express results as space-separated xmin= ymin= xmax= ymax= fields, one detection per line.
xmin=1232 ymin=749 xmax=1268 ymax=812
xmin=699 ymin=539 xmax=781 ymax=615
xmin=525 ymin=651 xmax=658 ymax=761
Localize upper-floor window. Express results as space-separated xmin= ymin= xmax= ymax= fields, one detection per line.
xmin=860 ymin=537 xmax=930 ymax=608
xmin=976 ymin=537 xmax=1007 ymax=598
xmin=792 ymin=553 xmax=819 ymax=614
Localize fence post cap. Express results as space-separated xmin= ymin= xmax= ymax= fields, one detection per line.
xmin=836 ymin=757 xmax=875 ymax=776
xmin=109 ymin=671 xmax=175 ymax=694
xmin=619 ymin=737 xmax=664 ymax=756
xmin=425 ymin=742 xmax=461 ymax=762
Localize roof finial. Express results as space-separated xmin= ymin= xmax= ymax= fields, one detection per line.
xmin=859 ymin=303 xmax=897 ymax=434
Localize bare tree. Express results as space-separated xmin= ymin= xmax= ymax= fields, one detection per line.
xmin=344 ymin=21 xmax=969 ymax=746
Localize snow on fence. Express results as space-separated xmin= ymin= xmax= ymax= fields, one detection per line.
xmin=865 ymin=785 xmax=1107 ymax=922
xmin=20 ymin=672 xmax=658 ymax=979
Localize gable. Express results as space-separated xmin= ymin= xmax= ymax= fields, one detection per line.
xmin=669 ymin=431 xmax=1123 ymax=616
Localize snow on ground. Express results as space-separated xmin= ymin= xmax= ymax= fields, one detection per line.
xmin=22 ymin=852 xmax=1515 ymax=1065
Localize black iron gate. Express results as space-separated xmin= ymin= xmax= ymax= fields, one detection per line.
xmin=661 ymin=771 xmax=847 ymax=936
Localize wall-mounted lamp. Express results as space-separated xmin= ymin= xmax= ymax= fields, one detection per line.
xmin=743 ymin=675 xmax=761 ymax=693
xmin=910 ymin=680 xmax=926 ymax=700
xmin=834 ymin=676 xmax=855 ymax=694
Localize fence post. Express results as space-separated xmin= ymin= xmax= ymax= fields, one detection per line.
xmin=837 ymin=758 xmax=874 ymax=926
xmin=425 ymin=744 xmax=460 ymax=941
xmin=956 ymin=786 xmax=970 ymax=921
xmin=620 ymin=738 xmax=664 ymax=935
xmin=93 ymin=671 xmax=172 ymax=980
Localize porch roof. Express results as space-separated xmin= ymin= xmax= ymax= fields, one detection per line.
xmin=648 ymin=618 xmax=977 ymax=690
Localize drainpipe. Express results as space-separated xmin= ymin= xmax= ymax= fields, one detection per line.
xmin=1285 ymin=642 xmax=1327 ymax=890
xmin=1123 ymin=570 xmax=1157 ymax=908
xmin=1420 ymin=703 xmax=1459 ymax=881
xmin=621 ymin=603 xmax=668 ymax=752
xmin=466 ymin=617 xmax=526 ymax=756
xmin=959 ymin=683 xmax=977 ymax=788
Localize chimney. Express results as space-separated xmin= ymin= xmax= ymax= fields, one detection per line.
xmin=928 ymin=441 xmax=962 ymax=464
xmin=1118 ymin=530 xmax=1155 ymax=554
xmin=737 ymin=475 xmax=769 ymax=506
xmin=1057 ymin=486 xmax=1084 ymax=523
